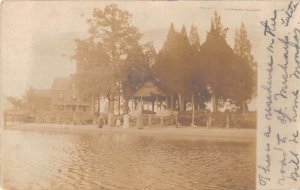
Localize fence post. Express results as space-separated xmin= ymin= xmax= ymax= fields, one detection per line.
xmin=4 ymin=113 xmax=7 ymax=127
xmin=136 ymin=115 xmax=143 ymax=129
xmin=191 ymin=94 xmax=195 ymax=127
xmin=160 ymin=116 xmax=163 ymax=127
xmin=148 ymin=114 xmax=152 ymax=127
xmin=207 ymin=114 xmax=212 ymax=129
xmin=226 ymin=114 xmax=230 ymax=129
xmin=123 ymin=114 xmax=129 ymax=128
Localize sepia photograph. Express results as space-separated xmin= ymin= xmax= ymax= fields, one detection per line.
xmin=1 ymin=1 xmax=298 ymax=189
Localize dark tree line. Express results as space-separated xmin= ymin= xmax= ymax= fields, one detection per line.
xmin=153 ymin=12 xmax=256 ymax=112
xmin=72 ymin=4 xmax=257 ymax=114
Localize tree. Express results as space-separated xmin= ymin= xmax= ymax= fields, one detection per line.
xmin=152 ymin=24 xmax=209 ymax=112
xmin=199 ymin=12 xmax=235 ymax=112
xmin=7 ymin=97 xmax=23 ymax=110
xmin=221 ymin=55 xmax=254 ymax=111
xmin=234 ymin=22 xmax=257 ymax=105
xmin=73 ymin=4 xmax=144 ymax=115
xmin=199 ymin=14 xmax=255 ymax=112
xmin=210 ymin=11 xmax=227 ymax=38
xmin=152 ymin=24 xmax=190 ymax=111
xmin=122 ymin=42 xmax=157 ymax=113
xmin=188 ymin=25 xmax=211 ymax=109
xmin=87 ymin=4 xmax=142 ymax=65
xmin=73 ymin=38 xmax=113 ymax=99
xmin=234 ymin=23 xmax=256 ymax=70
xmin=189 ymin=24 xmax=201 ymax=52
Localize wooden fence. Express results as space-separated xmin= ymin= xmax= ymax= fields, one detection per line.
xmin=3 ymin=110 xmax=256 ymax=129
xmin=126 ymin=112 xmax=255 ymax=129
xmin=3 ymin=110 xmax=94 ymax=126
xmin=177 ymin=111 xmax=256 ymax=129
xmin=128 ymin=114 xmax=177 ymax=128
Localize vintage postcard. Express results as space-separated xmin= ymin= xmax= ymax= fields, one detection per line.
xmin=0 ymin=1 xmax=299 ymax=190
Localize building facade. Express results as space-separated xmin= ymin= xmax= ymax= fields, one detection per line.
xmin=27 ymin=77 xmax=93 ymax=124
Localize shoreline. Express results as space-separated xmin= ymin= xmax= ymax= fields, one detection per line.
xmin=4 ymin=123 xmax=256 ymax=142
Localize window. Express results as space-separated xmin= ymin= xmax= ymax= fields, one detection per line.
xmin=83 ymin=107 xmax=86 ymax=112
xmin=72 ymin=94 xmax=77 ymax=101
xmin=59 ymin=94 xmax=64 ymax=100
xmin=72 ymin=106 xmax=76 ymax=112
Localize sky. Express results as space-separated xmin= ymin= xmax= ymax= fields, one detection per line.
xmin=0 ymin=1 xmax=288 ymax=109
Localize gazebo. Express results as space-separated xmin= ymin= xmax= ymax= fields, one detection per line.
xmin=131 ymin=78 xmax=167 ymax=114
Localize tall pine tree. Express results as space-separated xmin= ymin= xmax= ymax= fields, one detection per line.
xmin=153 ymin=24 xmax=195 ymax=111
xmin=233 ymin=22 xmax=257 ymax=110
xmin=234 ymin=23 xmax=257 ymax=87
xmin=188 ymin=25 xmax=210 ymax=109
xmin=199 ymin=12 xmax=233 ymax=112
xmin=189 ymin=24 xmax=201 ymax=52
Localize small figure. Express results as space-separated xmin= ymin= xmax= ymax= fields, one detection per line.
xmin=123 ymin=114 xmax=129 ymax=128
xmin=116 ymin=118 xmax=121 ymax=127
xmin=98 ymin=115 xmax=104 ymax=128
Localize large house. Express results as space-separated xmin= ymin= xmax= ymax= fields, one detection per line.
xmin=27 ymin=77 xmax=93 ymax=124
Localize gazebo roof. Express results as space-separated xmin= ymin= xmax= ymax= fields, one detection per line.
xmin=132 ymin=78 xmax=166 ymax=98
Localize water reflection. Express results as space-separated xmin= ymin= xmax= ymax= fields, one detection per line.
xmin=2 ymin=130 xmax=255 ymax=190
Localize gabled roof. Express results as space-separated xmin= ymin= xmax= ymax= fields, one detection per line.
xmin=133 ymin=78 xmax=166 ymax=98
xmin=51 ymin=77 xmax=72 ymax=90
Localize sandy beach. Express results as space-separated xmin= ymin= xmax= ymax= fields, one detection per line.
xmin=4 ymin=123 xmax=256 ymax=142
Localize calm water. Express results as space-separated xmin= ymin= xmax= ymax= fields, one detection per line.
xmin=1 ymin=129 xmax=255 ymax=190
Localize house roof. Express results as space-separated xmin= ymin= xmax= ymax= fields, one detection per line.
xmin=51 ymin=77 xmax=72 ymax=90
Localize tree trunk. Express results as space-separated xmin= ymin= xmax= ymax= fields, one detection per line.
xmin=183 ymin=96 xmax=187 ymax=111
xmin=241 ymin=101 xmax=249 ymax=112
xmin=191 ymin=94 xmax=195 ymax=126
xmin=118 ymin=93 xmax=121 ymax=115
xmin=108 ymin=94 xmax=115 ymax=126
xmin=171 ymin=94 xmax=174 ymax=115
xmin=109 ymin=95 xmax=115 ymax=114
xmin=123 ymin=99 xmax=130 ymax=114
xmin=152 ymin=101 xmax=155 ymax=112
xmin=166 ymin=96 xmax=169 ymax=110
xmin=91 ymin=93 xmax=94 ymax=114
xmin=108 ymin=94 xmax=110 ymax=112
xmin=141 ymin=97 xmax=144 ymax=112
xmin=97 ymin=96 xmax=101 ymax=115
xmin=178 ymin=94 xmax=185 ymax=112
xmin=212 ymin=95 xmax=218 ymax=112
